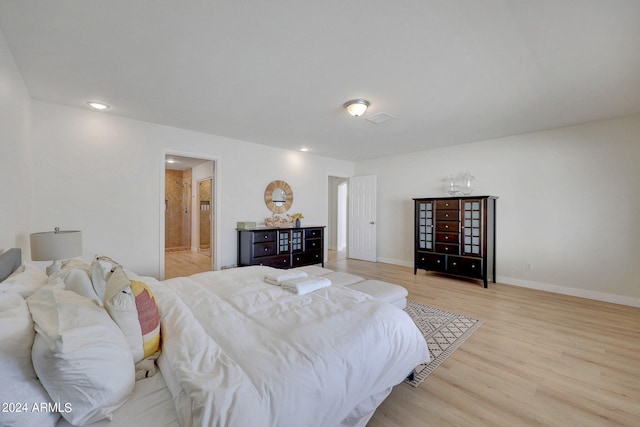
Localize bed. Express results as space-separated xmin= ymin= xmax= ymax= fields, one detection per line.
xmin=0 ymin=249 xmax=429 ymax=427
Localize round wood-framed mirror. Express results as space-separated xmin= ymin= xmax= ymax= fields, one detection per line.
xmin=264 ymin=180 xmax=293 ymax=213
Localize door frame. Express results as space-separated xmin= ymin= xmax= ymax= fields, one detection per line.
xmin=196 ymin=177 xmax=213 ymax=256
xmin=160 ymin=150 xmax=219 ymax=279
xmin=327 ymin=175 xmax=349 ymax=259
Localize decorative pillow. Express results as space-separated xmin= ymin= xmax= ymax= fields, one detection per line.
xmin=48 ymin=268 xmax=100 ymax=304
xmin=27 ymin=285 xmax=135 ymax=426
xmin=0 ymin=293 xmax=60 ymax=427
xmin=90 ymin=256 xmax=120 ymax=302
xmin=0 ymin=263 xmax=47 ymax=298
xmin=104 ymin=267 xmax=161 ymax=363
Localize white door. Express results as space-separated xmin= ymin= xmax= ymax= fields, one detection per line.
xmin=348 ymin=175 xmax=377 ymax=262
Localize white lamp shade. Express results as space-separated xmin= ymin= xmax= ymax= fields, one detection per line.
xmin=30 ymin=230 xmax=83 ymax=261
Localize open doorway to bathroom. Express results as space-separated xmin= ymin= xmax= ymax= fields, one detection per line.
xmin=164 ymin=154 xmax=216 ymax=279
xmin=328 ymin=176 xmax=348 ymax=262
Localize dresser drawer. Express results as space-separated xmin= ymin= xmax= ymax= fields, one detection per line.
xmin=304 ymin=228 xmax=323 ymax=239
xmin=436 ymin=210 xmax=459 ymax=221
xmin=435 ymin=243 xmax=459 ymax=254
xmin=415 ymin=251 xmax=446 ymax=272
xmin=448 ymin=256 xmax=483 ymax=279
xmin=252 ymin=231 xmax=277 ymax=243
xmin=435 ymin=221 xmax=459 ymax=232
xmin=293 ymin=250 xmax=322 ymax=266
xmin=257 ymin=255 xmax=291 ymax=268
xmin=253 ymin=242 xmax=277 ymax=257
xmin=436 ymin=232 xmax=459 ymax=244
xmin=304 ymin=238 xmax=322 ymax=251
xmin=436 ymin=199 xmax=459 ymax=210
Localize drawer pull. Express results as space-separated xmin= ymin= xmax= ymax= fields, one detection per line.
xmin=445 ymin=236 xmax=449 ymax=240
xmin=445 ymin=225 xmax=449 ymax=229
xmin=437 ymin=260 xmax=441 ymax=263
xmin=472 ymin=265 xmax=476 ymax=268
xmin=264 ymin=248 xmax=268 ymax=252
xmin=452 ymin=262 xmax=457 ymax=266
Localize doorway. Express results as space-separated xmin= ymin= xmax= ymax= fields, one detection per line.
xmin=163 ymin=154 xmax=216 ymax=279
xmin=328 ymin=176 xmax=348 ymax=261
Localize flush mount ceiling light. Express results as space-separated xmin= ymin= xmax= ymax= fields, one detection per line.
xmin=87 ymin=101 xmax=109 ymax=110
xmin=343 ymin=99 xmax=370 ymax=117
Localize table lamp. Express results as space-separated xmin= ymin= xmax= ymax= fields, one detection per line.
xmin=30 ymin=227 xmax=83 ymax=275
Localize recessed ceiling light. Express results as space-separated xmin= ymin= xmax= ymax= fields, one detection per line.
xmin=87 ymin=101 xmax=109 ymax=110
xmin=300 ymin=147 xmax=309 ymax=152
xmin=166 ymin=159 xmax=176 ymax=163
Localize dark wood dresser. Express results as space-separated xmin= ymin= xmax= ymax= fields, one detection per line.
xmin=413 ymin=196 xmax=497 ymax=287
xmin=237 ymin=226 xmax=325 ymax=268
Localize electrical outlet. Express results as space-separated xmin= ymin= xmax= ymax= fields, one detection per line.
xmin=525 ymin=262 xmax=533 ymax=271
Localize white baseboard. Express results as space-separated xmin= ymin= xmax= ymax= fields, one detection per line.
xmin=372 ymin=258 xmax=640 ymax=308
xmin=376 ymin=257 xmax=413 ymax=268
xmin=498 ymin=276 xmax=640 ymax=308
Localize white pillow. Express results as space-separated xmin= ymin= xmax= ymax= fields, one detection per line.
xmin=27 ymin=285 xmax=135 ymax=426
xmin=0 ymin=263 xmax=47 ymax=298
xmin=0 ymin=292 xmax=60 ymax=427
xmin=48 ymin=268 xmax=101 ymax=304
xmin=60 ymin=257 xmax=91 ymax=272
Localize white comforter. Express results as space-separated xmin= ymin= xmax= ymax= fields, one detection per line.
xmin=147 ymin=266 xmax=429 ymax=427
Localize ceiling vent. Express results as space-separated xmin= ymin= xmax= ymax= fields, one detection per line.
xmin=365 ymin=112 xmax=395 ymax=124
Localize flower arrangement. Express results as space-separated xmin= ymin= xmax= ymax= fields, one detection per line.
xmin=291 ymin=213 xmax=304 ymax=220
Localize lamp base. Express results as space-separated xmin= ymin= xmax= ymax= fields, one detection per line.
xmin=46 ymin=260 xmax=63 ymax=276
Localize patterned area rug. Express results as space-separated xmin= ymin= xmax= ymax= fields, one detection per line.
xmin=404 ymin=300 xmax=483 ymax=387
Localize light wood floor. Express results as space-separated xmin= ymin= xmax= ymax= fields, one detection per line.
xmin=164 ymin=250 xmax=212 ymax=279
xmin=323 ymin=257 xmax=640 ymax=427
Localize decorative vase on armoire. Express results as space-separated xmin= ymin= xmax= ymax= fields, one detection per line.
xmin=460 ymin=172 xmax=475 ymax=195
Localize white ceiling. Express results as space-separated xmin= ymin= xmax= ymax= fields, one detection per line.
xmin=165 ymin=155 xmax=210 ymax=171
xmin=2 ymin=1 xmax=640 ymax=161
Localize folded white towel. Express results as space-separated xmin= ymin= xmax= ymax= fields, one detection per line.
xmin=265 ymin=270 xmax=307 ymax=285
xmin=281 ymin=277 xmax=331 ymax=295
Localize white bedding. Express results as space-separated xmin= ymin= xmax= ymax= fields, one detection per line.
xmin=56 ymin=372 xmax=178 ymax=427
xmin=147 ymin=265 xmax=429 ymax=427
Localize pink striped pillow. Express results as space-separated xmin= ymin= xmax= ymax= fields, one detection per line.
xmin=130 ymin=280 xmax=161 ymax=358
xmin=104 ymin=267 xmax=161 ymax=363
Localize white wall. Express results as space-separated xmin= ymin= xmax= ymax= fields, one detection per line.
xmin=0 ymin=29 xmax=32 ymax=252
xmin=5 ymin=26 xmax=638 ymax=305
xmin=30 ymin=101 xmax=353 ymax=277
xmin=356 ymin=114 xmax=640 ymax=306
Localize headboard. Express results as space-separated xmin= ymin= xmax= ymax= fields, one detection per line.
xmin=0 ymin=248 xmax=22 ymax=282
